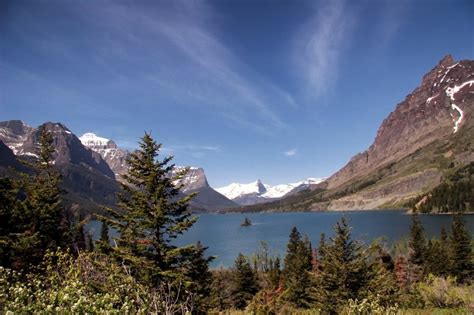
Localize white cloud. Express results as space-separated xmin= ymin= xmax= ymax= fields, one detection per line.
xmin=294 ymin=0 xmax=355 ymax=99
xmin=284 ymin=148 xmax=297 ymax=156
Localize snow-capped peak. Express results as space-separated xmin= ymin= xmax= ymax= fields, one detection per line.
xmin=79 ymin=132 xmax=113 ymax=149
xmin=216 ymin=177 xmax=324 ymax=201
xmin=262 ymin=178 xmax=324 ymax=198
xmin=215 ymin=180 xmax=268 ymax=200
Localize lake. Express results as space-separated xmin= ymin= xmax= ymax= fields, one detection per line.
xmin=87 ymin=210 xmax=474 ymax=268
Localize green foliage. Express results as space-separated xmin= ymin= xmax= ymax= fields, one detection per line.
xmin=313 ymin=218 xmax=371 ymax=313
xmin=180 ymin=241 xmax=214 ymax=311
xmin=231 ymin=253 xmax=259 ymax=310
xmin=96 ymin=220 xmax=111 ymax=254
xmin=282 ymin=227 xmax=312 ymax=308
xmin=0 ymin=127 xmax=70 ymax=271
xmin=0 ymin=250 xmax=197 ymax=313
xmin=414 ymin=162 xmax=474 ymax=213
xmin=341 ymin=296 xmax=399 ymax=315
xmin=417 ymin=275 xmax=474 ymax=310
xmin=210 ymin=267 xmax=234 ymax=311
xmin=313 ymin=218 xmax=401 ymax=314
xmin=448 ymin=216 xmax=473 ymax=283
xmin=408 ymin=214 xmax=426 ymax=268
xmin=101 ymin=133 xmax=200 ymax=283
xmin=425 ymin=239 xmax=450 ymax=277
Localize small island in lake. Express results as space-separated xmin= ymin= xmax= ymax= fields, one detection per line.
xmin=240 ymin=217 xmax=252 ymax=227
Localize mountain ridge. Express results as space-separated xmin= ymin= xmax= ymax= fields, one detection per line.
xmin=239 ymin=55 xmax=474 ymax=212
xmin=216 ymin=178 xmax=324 ymax=206
xmin=0 ymin=122 xmax=237 ymax=213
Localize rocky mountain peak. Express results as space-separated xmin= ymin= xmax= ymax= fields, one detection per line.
xmin=255 ymin=179 xmax=268 ymax=194
xmin=79 ymin=132 xmax=128 ymax=179
xmin=173 ymin=167 xmax=209 ymax=192
xmin=327 ymin=55 xmax=474 ymax=190
xmin=0 ymin=120 xmax=32 ymax=135
xmin=438 ymin=54 xmax=454 ymax=68
xmin=0 ymin=120 xmax=34 ymax=154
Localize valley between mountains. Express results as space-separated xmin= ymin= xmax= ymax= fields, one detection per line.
xmin=1 ymin=55 xmax=473 ymax=214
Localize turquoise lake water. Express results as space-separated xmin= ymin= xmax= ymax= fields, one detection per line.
xmin=87 ymin=210 xmax=474 ymax=267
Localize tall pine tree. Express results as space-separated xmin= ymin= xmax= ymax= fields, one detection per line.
xmin=101 ymin=133 xmax=210 ymax=294
xmin=25 ymin=127 xmax=68 ymax=252
xmin=1 ymin=127 xmax=69 ymax=270
xmin=449 ymin=215 xmax=472 ymax=283
xmin=230 ymin=253 xmax=259 ymax=310
xmin=314 ymin=217 xmax=370 ymax=314
xmin=96 ymin=220 xmax=111 ymax=254
xmin=282 ymin=227 xmax=312 ymax=308
xmin=408 ymin=214 xmax=426 ymax=265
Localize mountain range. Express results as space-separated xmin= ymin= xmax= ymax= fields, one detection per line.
xmin=242 ymin=55 xmax=474 ymax=212
xmin=0 ymin=122 xmax=236 ymax=213
xmin=216 ymin=178 xmax=324 ymax=205
xmin=1 ymin=55 xmax=473 ymax=213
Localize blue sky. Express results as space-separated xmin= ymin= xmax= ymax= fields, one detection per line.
xmin=1 ymin=0 xmax=473 ymax=187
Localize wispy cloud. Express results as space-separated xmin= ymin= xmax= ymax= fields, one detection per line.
xmin=81 ymin=1 xmax=293 ymax=131
xmin=294 ymin=0 xmax=355 ymax=99
xmin=2 ymin=0 xmax=296 ymax=133
xmin=284 ymin=148 xmax=297 ymax=156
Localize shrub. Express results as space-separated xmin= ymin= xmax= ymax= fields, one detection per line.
xmin=416 ymin=275 xmax=474 ymax=310
xmin=0 ymin=250 xmax=197 ymax=314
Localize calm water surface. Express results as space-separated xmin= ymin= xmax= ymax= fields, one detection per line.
xmin=88 ymin=210 xmax=474 ymax=268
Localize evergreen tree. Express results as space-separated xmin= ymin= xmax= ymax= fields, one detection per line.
xmin=86 ymin=233 xmax=94 ymax=252
xmin=408 ymin=214 xmax=426 ymax=267
xmin=97 ymin=221 xmax=111 ymax=254
xmin=1 ymin=127 xmax=69 ymax=270
xmin=210 ymin=267 xmax=233 ymax=311
xmin=365 ymin=243 xmax=400 ymax=307
xmin=26 ymin=128 xmax=67 ymax=251
xmin=101 ymin=133 xmax=210 ymax=295
xmin=314 ymin=217 xmax=370 ymax=314
xmin=282 ymin=227 xmax=312 ymax=308
xmin=425 ymin=239 xmax=449 ymax=276
xmin=0 ymin=177 xmax=28 ymax=268
xmin=268 ymin=257 xmax=281 ymax=289
xmin=70 ymin=215 xmax=88 ymax=253
xmin=100 ymin=220 xmax=110 ymax=243
xmin=180 ymin=241 xmax=214 ymax=312
xmin=318 ymin=232 xmax=326 ymax=257
xmin=231 ymin=253 xmax=259 ymax=310
xmin=440 ymin=226 xmax=448 ymax=243
xmin=449 ymin=215 xmax=472 ymax=283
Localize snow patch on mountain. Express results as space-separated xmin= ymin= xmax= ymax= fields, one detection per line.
xmin=79 ymin=132 xmax=113 ymax=149
xmin=445 ymin=80 xmax=474 ymax=132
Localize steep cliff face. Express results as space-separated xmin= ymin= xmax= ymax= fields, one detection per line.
xmin=327 ymin=55 xmax=474 ymax=191
xmin=243 ymin=56 xmax=474 ymax=212
xmin=0 ymin=140 xmax=27 ymax=175
xmin=172 ymin=167 xmax=209 ymax=192
xmin=172 ymin=167 xmax=238 ymax=212
xmin=79 ymin=133 xmax=129 ymax=179
xmin=0 ymin=120 xmax=35 ymax=155
xmin=0 ymin=121 xmax=119 ymax=213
